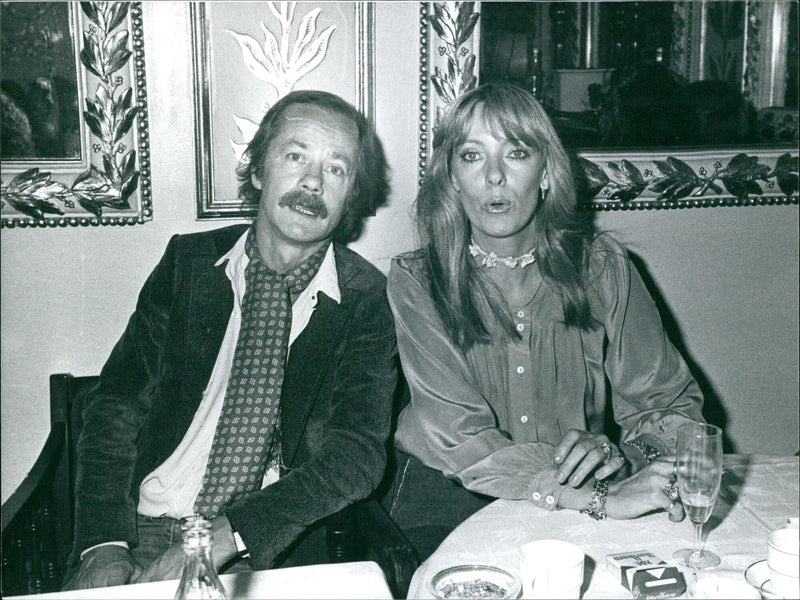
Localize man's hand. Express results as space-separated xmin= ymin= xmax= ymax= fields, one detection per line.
xmin=133 ymin=515 xmax=240 ymax=584
xmin=62 ymin=545 xmax=141 ymax=591
xmin=132 ymin=541 xmax=185 ymax=584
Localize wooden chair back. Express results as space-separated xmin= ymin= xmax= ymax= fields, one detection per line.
xmin=1 ymin=374 xmax=98 ymax=596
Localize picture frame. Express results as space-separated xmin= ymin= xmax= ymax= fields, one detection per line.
xmin=419 ymin=1 xmax=798 ymax=210
xmin=1 ymin=2 xmax=151 ymax=228
xmin=191 ymin=1 xmax=375 ymax=220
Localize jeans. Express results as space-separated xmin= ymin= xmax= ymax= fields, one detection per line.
xmin=382 ymin=451 xmax=493 ymax=562
xmin=130 ymin=514 xmax=183 ymax=567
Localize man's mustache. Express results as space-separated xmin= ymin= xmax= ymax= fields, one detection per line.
xmin=278 ymin=190 xmax=328 ymax=218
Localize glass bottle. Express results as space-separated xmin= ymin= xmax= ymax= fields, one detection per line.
xmin=174 ymin=515 xmax=228 ymax=600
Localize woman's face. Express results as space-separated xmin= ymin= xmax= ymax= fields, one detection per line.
xmin=450 ymin=105 xmax=548 ymax=251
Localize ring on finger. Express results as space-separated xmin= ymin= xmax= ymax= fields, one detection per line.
xmin=600 ymin=442 xmax=613 ymax=464
xmin=663 ymin=481 xmax=680 ymax=501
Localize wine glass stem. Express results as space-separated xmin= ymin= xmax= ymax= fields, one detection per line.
xmin=690 ymin=522 xmax=704 ymax=563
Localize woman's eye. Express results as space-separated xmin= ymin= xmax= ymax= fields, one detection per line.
xmin=287 ymin=152 xmax=302 ymax=161
xmin=459 ymin=151 xmax=480 ymax=163
xmin=509 ymin=148 xmax=529 ymax=160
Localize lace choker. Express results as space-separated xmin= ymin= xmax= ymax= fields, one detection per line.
xmin=468 ymin=238 xmax=536 ymax=268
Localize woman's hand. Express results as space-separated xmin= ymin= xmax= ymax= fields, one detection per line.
xmin=605 ymin=459 xmax=685 ymax=521
xmin=554 ymin=429 xmax=629 ymax=487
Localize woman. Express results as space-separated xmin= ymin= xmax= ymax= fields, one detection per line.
xmin=385 ymin=83 xmax=704 ymax=560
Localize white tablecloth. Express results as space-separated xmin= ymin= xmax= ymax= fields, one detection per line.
xmin=408 ymin=455 xmax=799 ymax=598
xmin=7 ymin=560 xmax=392 ymax=600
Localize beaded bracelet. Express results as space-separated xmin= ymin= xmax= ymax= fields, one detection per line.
xmin=621 ymin=439 xmax=661 ymax=464
xmin=580 ymin=479 xmax=608 ymax=521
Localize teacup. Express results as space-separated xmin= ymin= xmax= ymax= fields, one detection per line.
xmin=767 ymin=527 xmax=800 ymax=599
xmin=520 ymin=539 xmax=584 ymax=599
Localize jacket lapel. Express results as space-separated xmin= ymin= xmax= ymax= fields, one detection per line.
xmin=280 ymin=290 xmax=355 ymax=466
xmin=185 ymin=226 xmax=246 ymax=397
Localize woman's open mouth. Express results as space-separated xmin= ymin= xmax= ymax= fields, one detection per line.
xmin=484 ymin=198 xmax=511 ymax=213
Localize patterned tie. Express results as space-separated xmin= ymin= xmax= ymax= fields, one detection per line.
xmin=195 ymin=229 xmax=328 ymax=517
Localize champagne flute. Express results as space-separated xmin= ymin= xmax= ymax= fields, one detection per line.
xmin=672 ymin=422 xmax=723 ymax=569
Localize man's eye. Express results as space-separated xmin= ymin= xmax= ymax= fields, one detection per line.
xmin=287 ymin=152 xmax=302 ymax=161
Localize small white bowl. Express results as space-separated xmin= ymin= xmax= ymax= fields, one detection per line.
xmin=428 ymin=564 xmax=522 ymax=599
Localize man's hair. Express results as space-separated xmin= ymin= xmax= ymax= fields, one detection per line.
xmin=237 ymin=90 xmax=389 ymax=244
xmin=416 ymin=82 xmax=596 ymax=349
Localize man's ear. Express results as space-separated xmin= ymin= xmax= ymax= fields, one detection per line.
xmin=251 ymin=172 xmax=262 ymax=191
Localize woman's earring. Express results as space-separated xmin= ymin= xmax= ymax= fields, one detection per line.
xmin=539 ymin=187 xmax=548 ymax=202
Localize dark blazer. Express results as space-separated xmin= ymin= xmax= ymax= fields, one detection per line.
xmin=72 ymin=225 xmax=398 ymax=569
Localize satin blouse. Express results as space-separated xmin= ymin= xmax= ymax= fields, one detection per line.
xmin=388 ymin=236 xmax=704 ymax=510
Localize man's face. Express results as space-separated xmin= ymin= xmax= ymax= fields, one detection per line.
xmin=252 ymin=104 xmax=359 ymax=248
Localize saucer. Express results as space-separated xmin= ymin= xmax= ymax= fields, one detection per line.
xmin=744 ymin=560 xmax=780 ymax=599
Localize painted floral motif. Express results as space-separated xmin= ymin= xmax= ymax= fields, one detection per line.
xmin=226 ymin=2 xmax=335 ymax=160
xmin=428 ymin=2 xmax=479 ymax=125
xmin=1 ymin=2 xmax=141 ymax=221
xmin=579 ymin=153 xmax=798 ymax=205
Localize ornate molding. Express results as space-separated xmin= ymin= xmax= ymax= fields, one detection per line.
xmin=579 ymin=150 xmax=798 ymax=210
xmin=1 ymin=2 xmax=151 ymax=228
xmin=418 ymin=1 xmax=798 ymax=210
xmin=418 ymin=1 xmax=479 ymax=185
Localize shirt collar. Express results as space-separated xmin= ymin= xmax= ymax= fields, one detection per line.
xmin=216 ymin=228 xmax=341 ymax=305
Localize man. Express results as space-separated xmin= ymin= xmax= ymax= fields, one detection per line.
xmin=65 ymin=90 xmax=396 ymax=589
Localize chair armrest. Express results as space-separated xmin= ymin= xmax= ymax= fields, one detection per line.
xmin=1 ymin=423 xmax=68 ymax=596
xmin=1 ymin=424 xmax=66 ymax=530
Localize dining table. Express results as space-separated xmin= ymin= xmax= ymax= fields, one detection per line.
xmin=408 ymin=454 xmax=799 ymax=599
xmin=6 ymin=560 xmax=393 ymax=600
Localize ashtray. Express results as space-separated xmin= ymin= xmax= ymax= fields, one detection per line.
xmin=428 ymin=564 xmax=522 ymax=599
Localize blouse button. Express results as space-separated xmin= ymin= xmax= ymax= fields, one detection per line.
xmin=545 ymin=495 xmax=555 ymax=504
xmin=520 ymin=415 xmax=529 ymax=423
xmin=516 ymin=366 xmax=525 ymax=374
xmin=516 ymin=310 xmax=525 ymax=318
xmin=532 ymin=492 xmax=541 ymax=501
xmin=516 ymin=323 xmax=525 ymax=332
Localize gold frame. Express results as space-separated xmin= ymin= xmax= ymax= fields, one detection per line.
xmin=419 ymin=1 xmax=798 ymax=209
xmin=1 ymin=2 xmax=151 ymax=228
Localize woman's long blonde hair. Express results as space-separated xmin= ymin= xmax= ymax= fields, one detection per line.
xmin=416 ymin=83 xmax=596 ymax=349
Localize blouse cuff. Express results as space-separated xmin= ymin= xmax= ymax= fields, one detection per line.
xmin=526 ymin=467 xmax=564 ymax=511
xmin=626 ymin=434 xmax=672 ymax=459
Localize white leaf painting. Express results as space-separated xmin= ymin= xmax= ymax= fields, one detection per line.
xmin=226 ymin=1 xmax=337 ymax=163
xmin=230 ymin=115 xmax=261 ymax=163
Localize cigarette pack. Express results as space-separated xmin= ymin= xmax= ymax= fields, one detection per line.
xmin=605 ymin=550 xmax=686 ymax=598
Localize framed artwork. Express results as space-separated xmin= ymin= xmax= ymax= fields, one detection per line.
xmin=419 ymin=1 xmax=798 ymax=209
xmin=191 ymin=1 xmax=375 ymax=219
xmin=1 ymin=2 xmax=151 ymax=228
